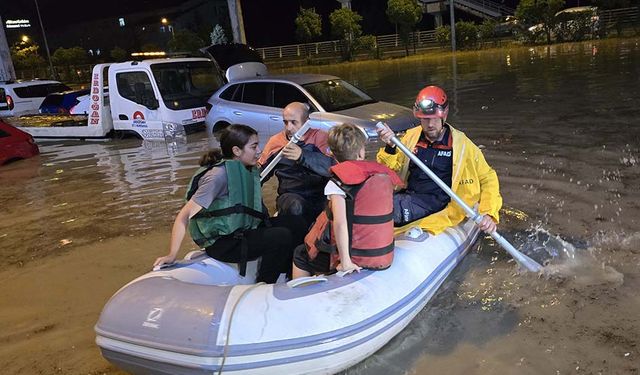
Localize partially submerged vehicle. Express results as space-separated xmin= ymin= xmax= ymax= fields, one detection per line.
xmin=0 ymin=120 xmax=39 ymax=165
xmin=95 ymin=218 xmax=480 ymax=374
xmin=201 ymin=44 xmax=416 ymax=139
xmin=6 ymin=58 xmax=222 ymax=140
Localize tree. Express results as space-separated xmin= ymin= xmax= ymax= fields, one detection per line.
xmin=295 ymin=7 xmax=322 ymax=43
xmin=51 ymin=47 xmax=87 ymax=82
xmin=329 ymin=8 xmax=363 ymax=60
xmin=516 ymin=0 xmax=564 ymax=44
xmin=168 ymin=29 xmax=206 ymax=53
xmin=295 ymin=7 xmax=322 ymax=58
xmin=10 ymin=42 xmax=45 ymax=71
xmin=110 ymin=46 xmax=127 ymax=62
xmin=386 ymin=0 xmax=423 ymax=56
xmin=210 ymin=24 xmax=228 ymax=45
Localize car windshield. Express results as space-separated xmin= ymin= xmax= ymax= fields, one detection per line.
xmin=151 ymin=61 xmax=224 ymax=110
xmin=302 ymin=79 xmax=376 ymax=112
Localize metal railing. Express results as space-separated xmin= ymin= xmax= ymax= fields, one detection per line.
xmin=255 ymin=30 xmax=437 ymax=61
xmin=455 ymin=0 xmax=514 ymax=18
xmin=599 ymin=6 xmax=639 ymax=29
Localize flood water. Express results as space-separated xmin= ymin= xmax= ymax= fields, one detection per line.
xmin=1 ymin=38 xmax=639 ymax=374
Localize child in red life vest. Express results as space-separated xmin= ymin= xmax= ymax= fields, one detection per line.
xmin=292 ymin=123 xmax=403 ymax=278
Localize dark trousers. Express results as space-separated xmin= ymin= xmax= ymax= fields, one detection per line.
xmin=393 ymin=191 xmax=449 ymax=226
xmin=276 ymin=192 xmax=326 ymax=227
xmin=205 ymin=215 xmax=307 ymax=283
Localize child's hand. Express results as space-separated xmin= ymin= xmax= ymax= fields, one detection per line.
xmin=336 ymin=260 xmax=362 ymax=274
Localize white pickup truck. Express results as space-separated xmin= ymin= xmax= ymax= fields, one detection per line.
xmin=8 ymin=57 xmax=223 ymax=140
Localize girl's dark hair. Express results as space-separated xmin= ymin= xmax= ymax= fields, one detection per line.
xmin=199 ymin=124 xmax=258 ymax=166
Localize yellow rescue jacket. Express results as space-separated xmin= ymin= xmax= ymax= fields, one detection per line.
xmin=376 ymin=124 xmax=502 ymax=235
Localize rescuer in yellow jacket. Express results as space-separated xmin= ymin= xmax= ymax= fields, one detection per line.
xmin=376 ymin=85 xmax=502 ymax=236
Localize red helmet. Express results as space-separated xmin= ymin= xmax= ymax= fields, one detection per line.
xmin=413 ymin=86 xmax=449 ymax=120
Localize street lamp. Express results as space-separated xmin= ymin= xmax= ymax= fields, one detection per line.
xmin=34 ymin=0 xmax=55 ymax=78
xmin=21 ymin=35 xmax=29 ymax=43
xmin=161 ymin=17 xmax=174 ymax=37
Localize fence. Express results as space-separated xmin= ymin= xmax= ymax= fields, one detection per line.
xmin=599 ymin=6 xmax=639 ymax=32
xmin=255 ymin=30 xmax=437 ymax=61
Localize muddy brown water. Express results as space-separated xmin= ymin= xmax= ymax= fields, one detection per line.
xmin=1 ymin=38 xmax=639 ymax=374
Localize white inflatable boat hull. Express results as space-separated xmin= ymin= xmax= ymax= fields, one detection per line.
xmin=95 ymin=218 xmax=480 ymax=374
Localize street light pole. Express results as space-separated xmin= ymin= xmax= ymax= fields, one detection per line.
xmin=449 ymin=0 xmax=456 ymax=52
xmin=34 ymin=0 xmax=55 ymax=78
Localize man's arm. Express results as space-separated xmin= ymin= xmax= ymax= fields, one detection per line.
xmin=297 ymin=143 xmax=334 ymax=177
xmin=474 ymin=146 xmax=502 ymax=223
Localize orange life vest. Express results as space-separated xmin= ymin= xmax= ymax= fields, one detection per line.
xmin=304 ymin=160 xmax=403 ymax=270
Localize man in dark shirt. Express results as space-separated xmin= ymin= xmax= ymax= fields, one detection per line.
xmin=258 ymin=102 xmax=334 ymax=225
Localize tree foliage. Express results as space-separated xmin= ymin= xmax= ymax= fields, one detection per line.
xmin=167 ymin=29 xmax=206 ymax=53
xmin=329 ymin=8 xmax=363 ymax=60
xmin=110 ymin=46 xmax=128 ymax=62
xmin=434 ymin=22 xmax=479 ymax=49
xmin=10 ymin=43 xmax=45 ymax=70
xmin=210 ymin=24 xmax=228 ymax=45
xmin=386 ymin=0 xmax=423 ymax=56
xmin=295 ymin=7 xmax=322 ymax=43
xmin=52 ymin=47 xmax=87 ymax=66
xmin=516 ymin=0 xmax=565 ymax=44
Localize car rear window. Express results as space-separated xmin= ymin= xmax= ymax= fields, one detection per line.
xmin=219 ymin=84 xmax=240 ymax=101
xmin=13 ymin=83 xmax=71 ymax=98
xmin=0 ymin=88 xmax=7 ymax=110
xmin=241 ymin=83 xmax=271 ymax=106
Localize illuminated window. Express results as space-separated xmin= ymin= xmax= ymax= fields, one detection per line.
xmin=118 ymin=18 xmax=125 ymax=27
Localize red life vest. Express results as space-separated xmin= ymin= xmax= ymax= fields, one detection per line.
xmin=304 ymin=160 xmax=403 ymax=270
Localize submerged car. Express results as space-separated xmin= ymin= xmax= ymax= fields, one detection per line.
xmin=205 ymin=68 xmax=417 ymax=139
xmin=0 ymin=80 xmax=71 ymax=117
xmin=39 ymin=88 xmax=90 ymax=114
xmin=0 ymin=120 xmax=39 ymax=165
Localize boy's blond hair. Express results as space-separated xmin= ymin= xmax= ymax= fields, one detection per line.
xmin=328 ymin=123 xmax=366 ymax=162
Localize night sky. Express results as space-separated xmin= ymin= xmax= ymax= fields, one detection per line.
xmin=2 ymin=0 xmax=593 ymax=48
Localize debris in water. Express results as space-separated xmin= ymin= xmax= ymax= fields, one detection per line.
xmin=59 ymin=239 xmax=73 ymax=246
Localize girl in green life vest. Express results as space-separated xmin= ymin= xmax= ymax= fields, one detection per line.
xmin=153 ymin=125 xmax=304 ymax=283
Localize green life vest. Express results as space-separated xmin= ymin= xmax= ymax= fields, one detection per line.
xmin=186 ymin=159 xmax=264 ymax=249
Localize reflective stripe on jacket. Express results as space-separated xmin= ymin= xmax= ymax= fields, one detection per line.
xmin=376 ymin=124 xmax=502 ymax=235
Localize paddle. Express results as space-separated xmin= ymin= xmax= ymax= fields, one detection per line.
xmin=260 ymin=120 xmax=312 ymax=182
xmin=376 ymin=123 xmax=543 ymax=273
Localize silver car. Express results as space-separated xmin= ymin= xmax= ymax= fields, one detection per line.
xmin=204 ymin=73 xmax=417 ymax=139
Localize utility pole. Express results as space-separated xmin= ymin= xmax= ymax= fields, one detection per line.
xmin=449 ymin=0 xmax=456 ymax=52
xmin=0 ymin=15 xmax=16 ymax=81
xmin=34 ymin=0 xmax=55 ymax=78
xmin=227 ymin=0 xmax=247 ymax=44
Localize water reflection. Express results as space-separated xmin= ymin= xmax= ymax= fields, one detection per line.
xmin=1 ymin=37 xmax=639 ymax=375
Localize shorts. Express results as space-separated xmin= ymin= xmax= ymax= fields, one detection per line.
xmin=292 ymin=244 xmax=331 ymax=275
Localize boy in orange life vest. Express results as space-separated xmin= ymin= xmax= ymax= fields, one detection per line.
xmin=292 ymin=123 xmax=403 ymax=278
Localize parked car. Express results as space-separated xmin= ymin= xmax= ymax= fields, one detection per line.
xmin=0 ymin=120 xmax=39 ymax=165
xmin=39 ymin=88 xmax=90 ymax=114
xmin=494 ymin=15 xmax=518 ymax=37
xmin=0 ymin=80 xmax=71 ymax=117
xmin=205 ymin=71 xmax=417 ymax=139
xmin=527 ymin=6 xmax=599 ymax=42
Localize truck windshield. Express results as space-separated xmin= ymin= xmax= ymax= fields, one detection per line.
xmin=302 ymin=79 xmax=376 ymax=112
xmin=151 ymin=61 xmax=223 ymax=110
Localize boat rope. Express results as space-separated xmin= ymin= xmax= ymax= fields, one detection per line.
xmin=218 ymin=282 xmax=266 ymax=375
